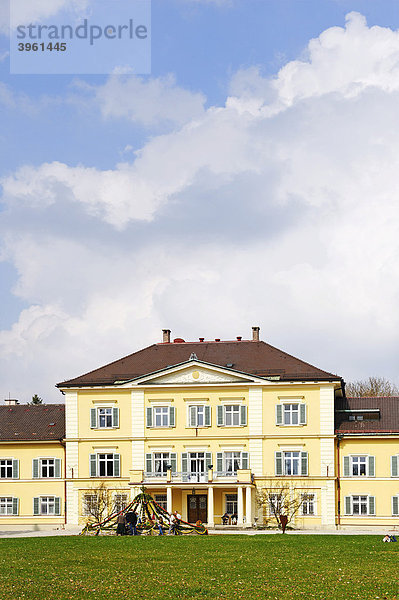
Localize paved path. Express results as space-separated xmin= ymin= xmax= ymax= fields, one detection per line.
xmin=0 ymin=527 xmax=396 ymax=538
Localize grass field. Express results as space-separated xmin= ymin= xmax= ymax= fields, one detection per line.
xmin=0 ymin=535 xmax=397 ymax=600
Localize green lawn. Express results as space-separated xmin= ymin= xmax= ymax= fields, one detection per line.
xmin=0 ymin=535 xmax=397 ymax=600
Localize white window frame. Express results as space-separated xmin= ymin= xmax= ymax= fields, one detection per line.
xmin=216 ymin=451 xmax=249 ymax=475
xmin=301 ymin=493 xmax=316 ymax=516
xmin=391 ymin=455 xmax=399 ymax=477
xmin=187 ymin=404 xmax=211 ymax=428
xmin=345 ymin=495 xmax=375 ymax=516
xmin=0 ymin=459 xmax=16 ymax=479
xmin=217 ymin=404 xmax=247 ymax=427
xmin=90 ymin=406 xmax=119 ymax=429
xmin=0 ymin=497 xmax=17 ymax=516
xmin=146 ymin=406 xmax=175 ymax=428
xmin=33 ymin=457 xmax=61 ymax=479
xmin=155 ymin=494 xmax=167 ymax=510
xmin=155 ymin=406 xmax=170 ymax=427
xmin=113 ymin=493 xmax=128 ymax=513
xmin=275 ymin=450 xmax=308 ymax=476
xmin=39 ymin=496 xmax=57 ymax=515
xmin=392 ymin=495 xmax=399 ymax=516
xmin=343 ymin=455 xmax=375 ymax=478
xmin=276 ymin=401 xmax=307 ymax=426
xmin=225 ymin=493 xmax=238 ymax=515
xmin=90 ymin=453 xmax=120 ymax=478
xmin=83 ymin=493 xmax=99 ymax=516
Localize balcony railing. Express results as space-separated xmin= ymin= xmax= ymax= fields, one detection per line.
xmin=142 ymin=470 xmax=240 ymax=483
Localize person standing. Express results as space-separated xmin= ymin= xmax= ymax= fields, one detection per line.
xmin=168 ymin=511 xmax=177 ymax=535
xmin=126 ymin=510 xmax=138 ymax=535
xmin=116 ymin=512 xmax=127 ymax=536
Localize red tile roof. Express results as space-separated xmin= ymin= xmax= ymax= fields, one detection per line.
xmin=57 ymin=339 xmax=340 ymax=388
xmin=0 ymin=404 xmax=65 ymax=441
xmin=335 ymin=396 xmax=399 ymax=433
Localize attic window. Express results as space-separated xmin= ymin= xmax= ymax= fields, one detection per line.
xmin=356 ymin=415 xmax=363 ymax=421
xmin=49 ymin=422 xmax=56 ymax=426
xmin=226 ymin=363 xmax=234 ymax=368
xmin=349 ymin=415 xmax=355 ymax=421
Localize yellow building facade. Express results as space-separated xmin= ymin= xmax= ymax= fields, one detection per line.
xmin=1 ymin=328 xmax=398 ymax=531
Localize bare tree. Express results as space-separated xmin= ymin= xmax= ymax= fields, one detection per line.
xmin=82 ymin=483 xmax=116 ymax=523
xmin=257 ymin=482 xmax=311 ymax=530
xmin=346 ymin=376 xmax=399 ymax=398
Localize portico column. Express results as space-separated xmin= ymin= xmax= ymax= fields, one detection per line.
xmin=208 ymin=486 xmax=214 ymax=527
xmin=245 ymin=486 xmax=252 ymax=528
xmin=237 ymin=486 xmax=244 ymax=526
xmin=167 ymin=486 xmax=172 ymax=513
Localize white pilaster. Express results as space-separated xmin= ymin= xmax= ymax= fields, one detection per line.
xmin=248 ymin=439 xmax=263 ymax=476
xmin=66 ymin=482 xmax=79 ymax=526
xmin=208 ymin=486 xmax=214 ymax=527
xmin=248 ymin=387 xmax=263 ymax=435
xmin=65 ymin=391 xmax=78 ymax=438
xmin=245 ymin=486 xmax=252 ymax=527
xmin=131 ymin=389 xmax=145 ymax=470
xmin=319 ymin=385 xmax=335 ymax=435
xmin=320 ymin=438 xmax=335 ymax=477
xmin=237 ymin=486 xmax=244 ymax=526
xmin=167 ymin=486 xmax=172 ymax=514
xmin=321 ymin=481 xmax=336 ymax=527
xmin=66 ymin=441 xmax=79 ymax=479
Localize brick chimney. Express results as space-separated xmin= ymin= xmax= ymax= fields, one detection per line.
xmin=162 ymin=329 xmax=171 ymax=343
xmin=252 ymin=326 xmax=260 ymax=342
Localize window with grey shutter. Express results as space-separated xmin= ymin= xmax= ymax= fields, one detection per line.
xmin=300 ymin=451 xmax=308 ymax=476
xmin=145 ymin=453 xmax=152 ymax=474
xmin=392 ymin=496 xmax=399 ymax=516
xmin=391 ymin=455 xmax=398 ymax=477
xmin=54 ymin=459 xmax=61 ymax=478
xmin=368 ymin=496 xmax=375 ymax=515
xmin=169 ymin=406 xmax=175 ymax=427
xmin=12 ymin=459 xmax=19 ymax=479
xmin=112 ymin=407 xmax=119 ymax=428
xmin=113 ymin=454 xmax=120 ymax=477
xmin=32 ymin=459 xmax=39 ymax=479
xmin=54 ymin=497 xmax=61 ymax=515
xmin=90 ymin=454 xmax=97 ymax=477
xmin=189 ymin=406 xmax=196 ymax=427
xmin=241 ymin=452 xmax=249 ymax=470
xmin=299 ymin=404 xmax=307 ymax=425
xmin=181 ymin=453 xmax=188 ymax=480
xmin=216 ymin=452 xmax=223 ymax=474
xmin=343 ymin=456 xmax=350 ymax=477
xmin=368 ymin=456 xmax=375 ymax=477
xmin=205 ymin=452 xmax=212 ymax=470
xmin=204 ymin=405 xmax=211 ymax=427
xmin=275 ymin=451 xmax=283 ymax=476
xmin=170 ymin=452 xmax=177 ymax=473
xmin=217 ymin=405 xmax=224 ymax=426
xmin=33 ymin=497 xmax=39 ymax=515
xmin=344 ymin=496 xmax=351 ymax=515
xmin=240 ymin=405 xmax=247 ymax=426
xmin=90 ymin=408 xmax=97 ymax=429
xmin=12 ymin=498 xmax=19 ymax=515
xmin=146 ymin=407 xmax=153 ymax=428
xmin=276 ymin=404 xmax=283 ymax=425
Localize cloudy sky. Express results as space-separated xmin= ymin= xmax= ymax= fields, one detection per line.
xmin=1 ymin=0 xmax=399 ymax=403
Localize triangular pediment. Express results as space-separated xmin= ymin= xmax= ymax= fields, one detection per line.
xmin=119 ymin=360 xmax=265 ymax=386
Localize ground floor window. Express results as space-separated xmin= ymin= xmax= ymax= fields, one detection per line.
xmin=155 ymin=494 xmax=167 ymax=510
xmin=83 ymin=494 xmax=99 ymax=516
xmin=113 ymin=494 xmax=128 ymax=513
xmin=0 ymin=497 xmax=16 ymax=515
xmin=34 ymin=496 xmax=60 ymax=515
xmin=225 ymin=494 xmax=238 ymax=515
xmin=301 ymin=493 xmax=316 ymax=515
xmin=345 ymin=495 xmax=375 ymax=516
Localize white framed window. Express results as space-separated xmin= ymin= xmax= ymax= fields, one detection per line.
xmin=188 ymin=405 xmax=211 ymax=427
xmin=181 ymin=452 xmax=212 ymax=481
xmin=275 ymin=450 xmax=308 ymax=476
xmin=391 ymin=455 xmax=399 ymax=477
xmin=276 ymin=403 xmax=306 ymax=426
xmin=90 ymin=407 xmax=119 ymax=429
xmin=146 ymin=406 xmax=175 ymax=428
xmin=83 ymin=494 xmax=99 ymax=516
xmin=225 ymin=494 xmax=238 ymax=515
xmin=392 ymin=496 xmax=399 ymax=516
xmin=344 ymin=495 xmax=375 ymax=516
xmin=145 ymin=452 xmax=177 ymax=476
xmin=89 ymin=453 xmax=120 ymax=477
xmin=301 ymin=493 xmax=316 ymax=516
xmin=155 ymin=494 xmax=167 ymax=510
xmin=343 ymin=455 xmax=375 ymax=477
xmin=113 ymin=493 xmax=128 ymax=513
xmin=0 ymin=459 xmax=19 ymax=479
xmin=216 ymin=451 xmax=249 ymax=475
xmin=32 ymin=458 xmax=61 ymax=479
xmin=217 ymin=405 xmax=247 ymax=427
xmin=0 ymin=497 xmax=19 ymax=516
xmin=34 ymin=496 xmax=61 ymax=516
